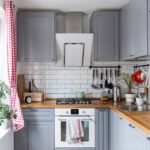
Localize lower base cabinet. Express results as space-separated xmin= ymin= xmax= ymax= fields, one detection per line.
xmin=96 ymin=109 xmax=109 ymax=150
xmin=109 ymin=110 xmax=148 ymax=150
xmin=14 ymin=109 xmax=54 ymax=150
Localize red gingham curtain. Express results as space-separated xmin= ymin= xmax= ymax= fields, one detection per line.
xmin=5 ymin=0 xmax=24 ymax=131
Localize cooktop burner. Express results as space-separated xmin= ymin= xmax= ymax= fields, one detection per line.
xmin=56 ymin=98 xmax=92 ymax=105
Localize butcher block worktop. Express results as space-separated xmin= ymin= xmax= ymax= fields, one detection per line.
xmin=21 ymin=99 xmax=150 ymax=134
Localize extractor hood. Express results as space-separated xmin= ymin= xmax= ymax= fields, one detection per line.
xmin=56 ymin=12 xmax=94 ymax=67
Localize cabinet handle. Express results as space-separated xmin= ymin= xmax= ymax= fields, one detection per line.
xmin=147 ymin=137 xmax=150 ymax=141
xmin=129 ymin=124 xmax=135 ymax=128
xmin=120 ymin=118 xmax=122 ymax=120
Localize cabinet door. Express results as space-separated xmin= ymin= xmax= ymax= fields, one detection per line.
xmin=14 ymin=121 xmax=27 ymax=150
xmin=121 ymin=0 xmax=148 ymax=60
xmin=146 ymin=135 xmax=150 ymax=150
xmin=110 ymin=110 xmax=147 ymax=150
xmin=109 ymin=110 xmax=125 ymax=150
xmin=120 ymin=2 xmax=134 ymax=60
xmin=125 ymin=122 xmax=147 ymax=150
xmin=96 ymin=109 xmax=108 ymax=150
xmin=91 ymin=11 xmax=119 ymax=61
xmin=133 ymin=0 xmax=147 ymax=58
xmin=17 ymin=11 xmax=56 ymax=62
xmin=28 ymin=121 xmax=54 ymax=150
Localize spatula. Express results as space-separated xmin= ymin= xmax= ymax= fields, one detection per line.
xmin=105 ymin=69 xmax=109 ymax=88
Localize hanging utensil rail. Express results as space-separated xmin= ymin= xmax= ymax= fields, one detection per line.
xmin=133 ymin=64 xmax=150 ymax=69
xmin=89 ymin=65 xmax=121 ymax=69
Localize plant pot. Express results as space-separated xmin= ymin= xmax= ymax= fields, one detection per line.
xmin=125 ymin=94 xmax=136 ymax=105
xmin=0 ymin=119 xmax=9 ymax=130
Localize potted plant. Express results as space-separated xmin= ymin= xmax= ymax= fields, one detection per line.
xmin=117 ymin=73 xmax=136 ymax=104
xmin=0 ymin=80 xmax=17 ymax=129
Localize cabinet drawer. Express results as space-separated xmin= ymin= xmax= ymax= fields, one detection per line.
xmin=23 ymin=109 xmax=54 ymax=121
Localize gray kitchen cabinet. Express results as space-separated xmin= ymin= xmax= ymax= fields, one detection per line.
xmin=148 ymin=0 xmax=150 ymax=56
xmin=96 ymin=109 xmax=108 ymax=150
xmin=14 ymin=121 xmax=28 ymax=150
xmin=109 ymin=109 xmax=125 ymax=150
xmin=109 ymin=110 xmax=147 ymax=150
xmin=14 ymin=109 xmax=54 ymax=150
xmin=120 ymin=0 xmax=148 ymax=60
xmin=146 ymin=134 xmax=150 ymax=150
xmin=17 ymin=11 xmax=56 ymax=62
xmin=90 ymin=11 xmax=119 ymax=61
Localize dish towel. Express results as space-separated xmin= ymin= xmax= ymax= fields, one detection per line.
xmin=66 ymin=119 xmax=84 ymax=144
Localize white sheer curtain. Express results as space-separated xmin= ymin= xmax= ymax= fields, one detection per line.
xmin=0 ymin=7 xmax=8 ymax=84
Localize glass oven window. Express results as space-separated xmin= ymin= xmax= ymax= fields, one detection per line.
xmin=60 ymin=120 xmax=89 ymax=142
xmin=61 ymin=121 xmax=66 ymax=141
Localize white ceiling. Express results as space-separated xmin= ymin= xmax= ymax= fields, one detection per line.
xmin=14 ymin=0 xmax=130 ymax=13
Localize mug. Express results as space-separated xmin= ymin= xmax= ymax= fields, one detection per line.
xmin=136 ymin=98 xmax=144 ymax=106
xmin=75 ymin=92 xmax=85 ymax=99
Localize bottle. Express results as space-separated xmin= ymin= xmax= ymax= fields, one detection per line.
xmin=113 ymin=86 xmax=121 ymax=103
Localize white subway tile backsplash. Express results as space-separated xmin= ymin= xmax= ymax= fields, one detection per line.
xmin=57 ymin=80 xmax=72 ymax=84
xmin=81 ymin=84 xmax=91 ymax=89
xmin=46 ymin=84 xmax=65 ymax=89
xmin=72 ymin=79 xmax=87 ymax=84
xmin=46 ymin=88 xmax=57 ymax=93
xmin=46 ymin=80 xmax=57 ymax=84
xmin=80 ymin=74 xmax=92 ymax=80
xmin=64 ymin=75 xmax=80 ymax=79
xmin=45 ymin=70 xmax=57 ymax=74
xmin=64 ymin=84 xmax=80 ymax=89
xmin=46 ymin=74 xmax=64 ymax=80
xmin=57 ymin=70 xmax=72 ymax=75
xmin=21 ymin=62 xmax=138 ymax=98
xmin=57 ymin=89 xmax=73 ymax=94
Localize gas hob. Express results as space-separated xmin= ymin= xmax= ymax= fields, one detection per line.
xmin=56 ymin=98 xmax=92 ymax=105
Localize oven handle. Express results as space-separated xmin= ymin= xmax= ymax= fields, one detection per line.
xmin=56 ymin=115 xmax=93 ymax=117
xmin=57 ymin=118 xmax=94 ymax=121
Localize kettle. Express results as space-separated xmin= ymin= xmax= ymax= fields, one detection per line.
xmin=113 ymin=86 xmax=121 ymax=102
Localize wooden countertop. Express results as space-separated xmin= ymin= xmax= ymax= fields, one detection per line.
xmin=21 ymin=99 xmax=150 ymax=135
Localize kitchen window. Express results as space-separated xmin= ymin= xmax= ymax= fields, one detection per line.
xmin=0 ymin=7 xmax=8 ymax=84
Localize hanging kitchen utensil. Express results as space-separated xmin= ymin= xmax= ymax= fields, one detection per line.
xmin=117 ymin=67 xmax=120 ymax=77
xmin=96 ymin=69 xmax=99 ymax=88
xmin=105 ymin=68 xmax=109 ymax=88
xmin=100 ymin=68 xmax=103 ymax=88
xmin=108 ymin=68 xmax=113 ymax=89
xmin=91 ymin=69 xmax=97 ymax=89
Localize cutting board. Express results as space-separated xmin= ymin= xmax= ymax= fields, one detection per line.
xmin=17 ymin=74 xmax=25 ymax=103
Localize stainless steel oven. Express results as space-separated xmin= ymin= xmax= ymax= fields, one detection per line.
xmin=55 ymin=108 xmax=95 ymax=148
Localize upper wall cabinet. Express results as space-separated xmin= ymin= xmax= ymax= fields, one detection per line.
xmin=17 ymin=11 xmax=56 ymax=62
xmin=120 ymin=0 xmax=148 ymax=60
xmin=90 ymin=11 xmax=119 ymax=62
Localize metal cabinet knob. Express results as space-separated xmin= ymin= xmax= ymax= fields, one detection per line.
xmin=147 ymin=137 xmax=150 ymax=141
xmin=129 ymin=124 xmax=135 ymax=128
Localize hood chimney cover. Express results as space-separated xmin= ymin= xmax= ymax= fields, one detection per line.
xmin=66 ymin=12 xmax=83 ymax=33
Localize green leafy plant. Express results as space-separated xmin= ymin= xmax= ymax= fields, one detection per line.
xmin=0 ymin=103 xmax=17 ymax=126
xmin=117 ymin=72 xmax=135 ymax=94
xmin=0 ymin=80 xmax=17 ymax=126
xmin=0 ymin=80 xmax=10 ymax=101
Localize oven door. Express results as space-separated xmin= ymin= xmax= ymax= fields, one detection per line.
xmin=55 ymin=116 xmax=95 ymax=148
